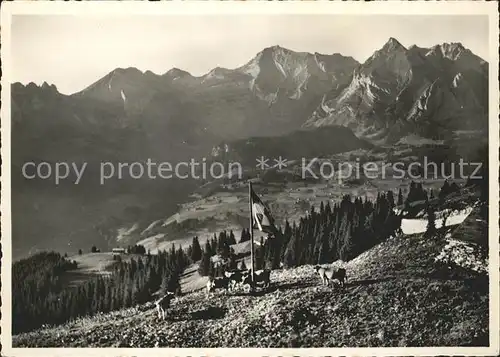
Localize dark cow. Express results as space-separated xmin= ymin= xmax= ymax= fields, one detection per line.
xmin=243 ymin=269 xmax=271 ymax=289
xmin=206 ymin=276 xmax=230 ymax=297
xmin=224 ymin=269 xmax=250 ymax=291
xmin=155 ymin=291 xmax=176 ymax=320
xmin=314 ymin=265 xmax=347 ymax=287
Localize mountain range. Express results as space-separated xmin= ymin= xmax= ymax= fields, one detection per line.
xmin=11 ymin=37 xmax=489 ymax=259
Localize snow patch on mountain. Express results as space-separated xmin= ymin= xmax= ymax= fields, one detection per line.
xmin=201 ymin=68 xmax=226 ymax=84
xmin=320 ymin=94 xmax=334 ymax=115
xmin=116 ymin=223 xmax=140 ymax=242
xmin=452 ymin=73 xmax=463 ymax=88
xmin=120 ymin=90 xmax=127 ymax=103
xmin=401 ymin=207 xmax=473 ymax=235
xmin=337 ymin=73 xmax=390 ymax=106
xmin=242 ymin=52 xmax=262 ymax=91
xmin=108 ymin=73 xmax=114 ymax=91
xmin=313 ymin=53 xmax=327 ymax=73
xmin=255 ymin=87 xmax=279 ymax=105
xmin=289 ymin=70 xmax=310 ymax=99
xmin=273 ymin=59 xmax=288 ymax=79
xmin=406 ymin=80 xmax=438 ymax=119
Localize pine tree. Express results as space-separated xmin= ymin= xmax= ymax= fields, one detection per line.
xmin=240 ymin=228 xmax=250 ymax=243
xmin=439 ymin=180 xmax=451 ymax=200
xmin=409 ymin=181 xmax=417 ymax=203
xmin=208 ymin=261 xmax=216 ymax=278
xmin=387 ymin=190 xmax=395 ymax=209
xmin=205 ymin=240 xmax=212 ymax=256
xmin=198 ymin=244 xmax=212 ymax=277
xmin=191 ymin=236 xmax=202 ymax=262
xmin=424 ymin=204 xmax=437 ymax=238
xmin=228 ymin=230 xmax=237 ymax=245
xmin=228 ymin=248 xmax=238 ymax=270
xmin=283 ymin=232 xmax=299 ymax=268
xmin=450 ymin=182 xmax=460 ymax=193
xmin=397 ymin=188 xmax=404 ymax=206
xmin=160 ymin=274 xmax=170 ymax=295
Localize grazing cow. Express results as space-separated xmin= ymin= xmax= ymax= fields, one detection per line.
xmin=224 ymin=270 xmax=250 ymax=291
xmin=314 ymin=265 xmax=347 ymax=288
xmin=155 ymin=292 xmax=176 ymax=320
xmin=243 ymin=269 xmax=271 ymax=289
xmin=206 ymin=276 xmax=230 ymax=297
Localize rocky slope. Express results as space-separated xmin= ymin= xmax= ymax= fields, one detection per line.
xmin=12 ymin=233 xmax=488 ymax=348
xmin=304 ymin=39 xmax=488 ymax=142
xmin=72 ymin=46 xmax=359 ymax=140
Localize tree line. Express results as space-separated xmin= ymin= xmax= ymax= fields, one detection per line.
xmin=13 ymin=175 xmax=485 ymax=334
xmin=195 ymin=178 xmax=482 ymax=277
xmin=12 ymin=245 xmax=189 ymax=334
xmin=195 ymin=191 xmax=400 ymax=276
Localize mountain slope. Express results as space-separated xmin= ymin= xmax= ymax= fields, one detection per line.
xmin=11 ymin=39 xmax=488 ymax=259
xmin=72 ymin=47 xmax=359 ymax=141
xmin=11 ymin=82 xmax=199 ymax=260
xmin=11 ymin=47 xmax=359 ymax=259
xmin=304 ymin=39 xmax=488 ymax=142
xmin=210 ymin=125 xmax=372 ymax=168
xmin=12 ymin=233 xmax=488 ymax=348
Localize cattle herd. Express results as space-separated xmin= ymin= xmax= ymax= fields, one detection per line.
xmin=154 ymin=265 xmax=348 ymax=321
xmin=205 ymin=268 xmax=272 ymax=297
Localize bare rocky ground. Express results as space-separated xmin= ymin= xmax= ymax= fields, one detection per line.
xmin=13 ymin=229 xmax=489 ymax=348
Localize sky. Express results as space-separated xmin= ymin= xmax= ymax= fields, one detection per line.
xmin=11 ymin=14 xmax=489 ymax=95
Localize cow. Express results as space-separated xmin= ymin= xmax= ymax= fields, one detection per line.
xmin=206 ymin=276 xmax=230 ymax=298
xmin=224 ymin=269 xmax=250 ymax=291
xmin=155 ymin=291 xmax=176 ymax=320
xmin=242 ymin=269 xmax=271 ymax=290
xmin=314 ymin=265 xmax=347 ymax=288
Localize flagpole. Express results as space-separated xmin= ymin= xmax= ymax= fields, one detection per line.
xmin=248 ymin=181 xmax=255 ymax=291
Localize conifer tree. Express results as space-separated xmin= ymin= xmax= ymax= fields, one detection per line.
xmin=191 ymin=236 xmax=202 ymax=262
xmin=228 ymin=230 xmax=237 ymax=245
xmin=425 ymin=204 xmax=437 ymax=238
xmin=439 ymin=180 xmax=451 ymax=200
xmin=284 ymin=232 xmax=299 ymax=268
xmin=197 ymin=244 xmax=212 ymax=277
xmin=387 ymin=190 xmax=395 ymax=209
xmin=397 ymin=188 xmax=404 ymax=206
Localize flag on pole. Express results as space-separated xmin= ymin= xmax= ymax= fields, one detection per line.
xmin=250 ymin=186 xmax=277 ymax=236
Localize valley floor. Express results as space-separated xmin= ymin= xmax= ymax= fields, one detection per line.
xmin=12 ymin=233 xmax=489 ymax=348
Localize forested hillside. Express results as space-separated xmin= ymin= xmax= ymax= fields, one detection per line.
xmin=12 ymin=178 xmax=485 ymax=335
xmin=13 ymin=247 xmax=189 ymax=333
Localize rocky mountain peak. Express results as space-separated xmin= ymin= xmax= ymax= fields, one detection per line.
xmin=163 ymin=67 xmax=192 ymax=79
xmin=382 ymin=37 xmax=407 ymax=53
xmin=113 ymin=67 xmax=143 ymax=75
xmin=427 ymin=42 xmax=468 ymax=61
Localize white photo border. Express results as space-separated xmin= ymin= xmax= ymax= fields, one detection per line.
xmin=1 ymin=1 xmax=498 ymax=356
